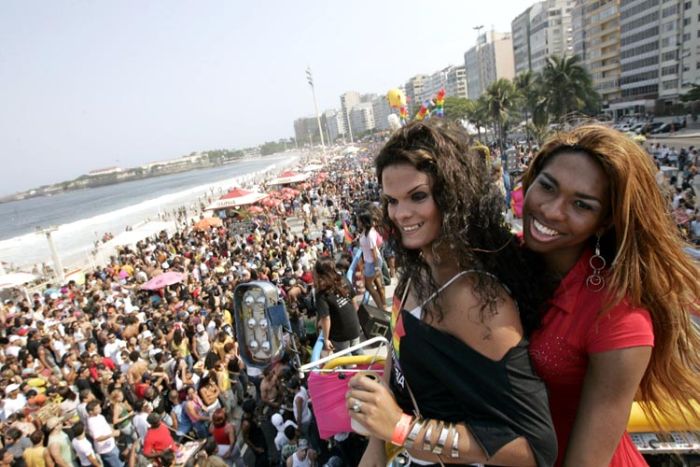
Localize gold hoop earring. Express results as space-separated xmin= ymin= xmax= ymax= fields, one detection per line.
xmin=586 ymin=235 xmax=606 ymax=292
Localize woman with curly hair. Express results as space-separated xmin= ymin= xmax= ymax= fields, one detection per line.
xmin=521 ymin=124 xmax=700 ymax=466
xmin=346 ymin=119 xmax=557 ymax=466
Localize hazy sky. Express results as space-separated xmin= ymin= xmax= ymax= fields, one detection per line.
xmin=0 ymin=0 xmax=533 ymax=196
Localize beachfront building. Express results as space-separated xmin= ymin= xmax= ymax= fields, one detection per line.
xmin=372 ymin=95 xmax=392 ymax=131
xmin=464 ymin=30 xmax=515 ymax=100
xmin=681 ymin=0 xmax=700 ymax=93
xmin=340 ymin=91 xmax=361 ymax=141
xmin=571 ymin=0 xmax=621 ymax=113
xmin=323 ymin=109 xmax=346 ymax=142
xmin=512 ymin=7 xmax=533 ymax=75
xmin=446 ymin=65 xmax=469 ymax=98
xmin=511 ymin=0 xmax=574 ymax=75
xmin=349 ymin=102 xmax=376 ymax=135
xmin=405 ymin=74 xmax=428 ymax=115
xmin=422 ymin=67 xmax=449 ymax=103
xmin=294 ymin=116 xmax=325 ymax=146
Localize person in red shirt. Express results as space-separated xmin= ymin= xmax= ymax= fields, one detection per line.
xmin=522 ymin=124 xmax=700 ymax=466
xmin=143 ymin=413 xmax=176 ymax=459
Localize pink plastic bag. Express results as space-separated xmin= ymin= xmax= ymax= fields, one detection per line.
xmin=307 ymin=364 xmax=384 ymax=439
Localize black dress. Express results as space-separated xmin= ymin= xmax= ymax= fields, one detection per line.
xmin=389 ymin=308 xmax=557 ymax=467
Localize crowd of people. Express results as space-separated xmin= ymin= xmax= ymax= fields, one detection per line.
xmin=0 ymin=148 xmax=385 ymax=467
xmin=0 ymin=120 xmax=699 ymax=467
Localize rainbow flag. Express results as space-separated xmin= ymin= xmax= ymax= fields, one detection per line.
xmin=342 ymin=221 xmax=353 ymax=245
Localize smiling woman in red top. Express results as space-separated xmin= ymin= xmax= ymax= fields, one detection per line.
xmin=522 ymin=124 xmax=700 ymax=466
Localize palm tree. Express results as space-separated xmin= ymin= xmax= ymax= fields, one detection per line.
xmin=514 ymin=71 xmax=538 ymax=151
xmin=484 ymin=78 xmax=519 ymax=155
xmin=464 ymin=97 xmax=489 ymax=141
xmin=540 ymin=55 xmax=599 ymax=122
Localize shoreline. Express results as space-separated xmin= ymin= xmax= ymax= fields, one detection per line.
xmin=0 ymin=151 xmax=307 ymax=278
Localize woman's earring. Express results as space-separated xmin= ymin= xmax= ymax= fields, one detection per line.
xmin=586 ymin=235 xmax=606 ymax=292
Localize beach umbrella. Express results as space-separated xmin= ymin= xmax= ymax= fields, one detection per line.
xmin=140 ymin=271 xmax=186 ymax=290
xmin=204 ymin=187 xmax=267 ymax=211
xmin=195 ymin=217 xmax=223 ymax=230
xmin=267 ymin=170 xmax=310 ymax=186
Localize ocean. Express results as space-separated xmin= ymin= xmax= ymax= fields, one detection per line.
xmin=0 ymin=153 xmax=299 ymax=270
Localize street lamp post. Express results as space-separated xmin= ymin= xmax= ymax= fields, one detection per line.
xmin=306 ymin=67 xmax=326 ymax=148
xmin=37 ymin=226 xmax=65 ymax=284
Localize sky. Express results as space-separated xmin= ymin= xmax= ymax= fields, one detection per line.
xmin=0 ymin=0 xmax=534 ymax=196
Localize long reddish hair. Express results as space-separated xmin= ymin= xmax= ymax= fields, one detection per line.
xmin=524 ymin=124 xmax=700 ymax=426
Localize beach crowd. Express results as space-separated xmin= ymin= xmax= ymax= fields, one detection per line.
xmin=0 ymin=130 xmax=698 ymax=467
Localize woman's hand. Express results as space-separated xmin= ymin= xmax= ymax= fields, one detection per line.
xmin=346 ymin=372 xmax=403 ymax=442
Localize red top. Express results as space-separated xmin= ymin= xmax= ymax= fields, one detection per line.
xmin=529 ymin=249 xmax=654 ymax=467
xmin=212 ymin=424 xmax=230 ymax=445
xmin=143 ymin=423 xmax=174 ymax=455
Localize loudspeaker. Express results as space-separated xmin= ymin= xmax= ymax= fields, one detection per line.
xmin=358 ymin=303 xmax=391 ymax=340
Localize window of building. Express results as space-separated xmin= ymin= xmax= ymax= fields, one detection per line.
xmin=684 ymin=17 xmax=691 ymax=25
xmin=684 ymin=32 xmax=692 ymax=40
xmin=685 ymin=0 xmax=692 ymax=9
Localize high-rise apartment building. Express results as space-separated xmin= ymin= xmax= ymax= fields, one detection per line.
xmin=682 ymin=0 xmax=700 ymax=91
xmin=532 ymin=0 xmax=575 ymax=71
xmin=512 ymin=8 xmax=533 ymax=75
xmin=372 ymin=95 xmax=392 ymax=131
xmin=339 ymin=91 xmax=361 ymax=140
xmin=464 ymin=31 xmax=515 ymax=100
xmin=571 ymin=0 xmax=621 ymax=110
xmin=349 ymin=102 xmax=375 ymax=134
xmin=610 ymin=0 xmax=682 ymax=114
xmin=323 ymin=109 xmax=346 ymax=142
xmin=446 ymin=65 xmax=469 ymax=98
xmin=512 ymin=1 xmax=574 ymax=75
xmin=294 ymin=116 xmax=324 ymax=146
xmin=405 ymin=75 xmax=428 ymax=115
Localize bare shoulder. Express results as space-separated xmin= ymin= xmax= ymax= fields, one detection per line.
xmin=434 ymin=274 xmax=524 ymax=361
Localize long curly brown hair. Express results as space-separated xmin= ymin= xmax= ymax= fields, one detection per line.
xmin=523 ymin=124 xmax=700 ymax=426
xmin=375 ymin=119 xmax=553 ymax=335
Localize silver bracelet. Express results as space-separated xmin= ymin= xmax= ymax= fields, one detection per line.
xmin=432 ymin=422 xmax=450 ymax=455
xmin=450 ymin=426 xmax=460 ymax=459
xmin=404 ymin=418 xmax=424 ymax=450
xmin=422 ymin=421 xmax=436 ymax=451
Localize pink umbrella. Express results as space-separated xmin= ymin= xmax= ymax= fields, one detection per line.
xmin=140 ymin=271 xmax=186 ymax=290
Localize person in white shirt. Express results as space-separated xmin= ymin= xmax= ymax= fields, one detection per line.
xmin=72 ymin=421 xmax=101 ymax=467
xmin=86 ymin=401 xmax=123 ymax=467
xmin=192 ymin=325 xmax=211 ymax=361
xmin=102 ymin=333 xmax=125 ymax=363
xmin=132 ymin=400 xmax=152 ymax=439
xmin=2 ymin=384 xmax=26 ymax=420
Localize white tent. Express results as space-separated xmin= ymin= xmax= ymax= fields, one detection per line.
xmin=0 ymin=272 xmax=38 ymax=290
xmin=267 ymin=170 xmax=310 ymax=186
xmin=204 ymin=187 xmax=268 ymax=211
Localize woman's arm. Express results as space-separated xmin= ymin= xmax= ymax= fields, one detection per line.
xmin=348 ymin=375 xmax=537 ymax=466
xmin=350 ymin=281 xmax=551 ymax=466
xmin=357 ymin=353 xmax=393 ymax=467
xmin=562 ymin=346 xmax=651 ymax=466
